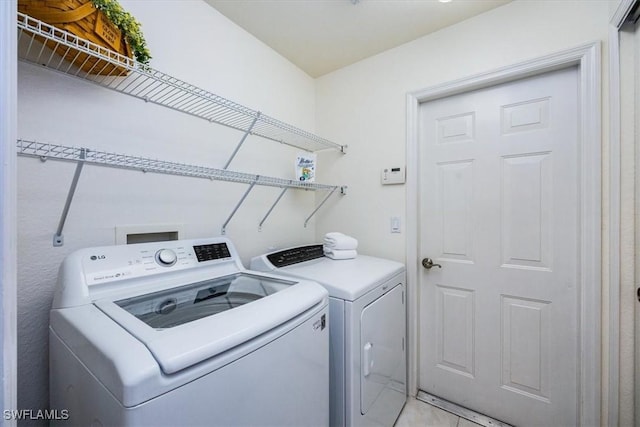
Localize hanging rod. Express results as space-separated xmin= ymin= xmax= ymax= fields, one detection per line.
xmin=16 ymin=13 xmax=346 ymax=154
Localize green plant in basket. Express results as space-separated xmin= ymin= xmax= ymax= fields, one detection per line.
xmin=91 ymin=0 xmax=151 ymax=65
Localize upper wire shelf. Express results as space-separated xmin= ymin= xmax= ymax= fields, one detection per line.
xmin=16 ymin=12 xmax=346 ymax=154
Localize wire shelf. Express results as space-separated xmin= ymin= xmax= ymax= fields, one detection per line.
xmin=16 ymin=12 xmax=346 ymax=154
xmin=17 ymin=139 xmax=340 ymax=192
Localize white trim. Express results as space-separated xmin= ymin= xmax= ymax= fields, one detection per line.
xmin=607 ymin=1 xmax=636 ymax=425
xmin=406 ymin=42 xmax=602 ymax=426
xmin=405 ymin=91 xmax=420 ymax=397
xmin=0 ymin=1 xmax=18 ymax=424
xmin=611 ymin=0 xmax=637 ymax=28
xmin=608 ymin=21 xmax=622 ymax=427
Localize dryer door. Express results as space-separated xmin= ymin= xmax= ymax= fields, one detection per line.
xmin=360 ymin=283 xmax=405 ymax=416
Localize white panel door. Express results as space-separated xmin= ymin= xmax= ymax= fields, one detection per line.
xmin=418 ymin=67 xmax=579 ymax=426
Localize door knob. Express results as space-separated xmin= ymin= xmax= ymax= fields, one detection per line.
xmin=421 ymin=258 xmax=442 ymax=270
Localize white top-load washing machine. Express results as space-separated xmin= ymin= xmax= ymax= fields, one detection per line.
xmin=50 ymin=237 xmax=329 ymax=427
xmin=250 ymin=245 xmax=406 ymax=427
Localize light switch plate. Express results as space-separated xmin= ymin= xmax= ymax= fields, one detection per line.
xmin=391 ymin=216 xmax=401 ymax=233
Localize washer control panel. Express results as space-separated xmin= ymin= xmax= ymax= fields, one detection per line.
xmin=80 ymin=239 xmax=236 ymax=286
xmin=194 ymin=243 xmax=231 ymax=262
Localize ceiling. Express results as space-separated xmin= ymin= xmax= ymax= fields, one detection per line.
xmin=205 ymin=0 xmax=512 ymax=78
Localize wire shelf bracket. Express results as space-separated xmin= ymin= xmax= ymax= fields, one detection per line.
xmin=258 ymin=187 xmax=288 ymax=231
xmin=224 ymin=112 xmax=260 ymax=170
xmin=53 ymin=148 xmax=86 ymax=247
xmin=304 ymin=186 xmax=347 ymax=228
xmin=221 ymin=179 xmax=258 ymax=235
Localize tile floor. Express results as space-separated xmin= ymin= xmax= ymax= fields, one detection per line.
xmin=395 ymin=397 xmax=483 ymax=427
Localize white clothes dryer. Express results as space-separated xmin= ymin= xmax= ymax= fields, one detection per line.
xmin=251 ymin=245 xmax=406 ymax=427
xmin=50 ymin=237 xmax=329 ymax=427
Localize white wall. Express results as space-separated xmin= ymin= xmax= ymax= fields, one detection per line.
xmin=315 ymin=0 xmax=610 ymax=261
xmin=16 ymin=0 xmax=323 ymax=415
xmin=314 ymin=0 xmax=612 ymax=419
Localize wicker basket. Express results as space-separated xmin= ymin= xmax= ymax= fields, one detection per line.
xmin=18 ymin=0 xmax=132 ymax=75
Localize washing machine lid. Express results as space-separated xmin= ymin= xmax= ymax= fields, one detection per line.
xmin=95 ymin=272 xmax=327 ymax=374
xmin=276 ymin=255 xmax=405 ymax=301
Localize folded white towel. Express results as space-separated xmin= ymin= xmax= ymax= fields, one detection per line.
xmin=323 ymin=247 xmax=358 ymax=260
xmin=323 ymin=232 xmax=358 ymax=251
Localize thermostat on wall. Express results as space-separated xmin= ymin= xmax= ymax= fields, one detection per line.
xmin=381 ymin=166 xmax=405 ymax=185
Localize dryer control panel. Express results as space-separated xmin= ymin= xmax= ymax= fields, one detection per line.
xmin=266 ymin=245 xmax=324 ymax=268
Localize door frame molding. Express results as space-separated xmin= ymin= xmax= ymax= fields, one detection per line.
xmin=607 ymin=2 xmax=637 ymax=425
xmin=405 ymin=42 xmax=601 ymax=426
xmin=0 ymin=1 xmax=18 ymax=421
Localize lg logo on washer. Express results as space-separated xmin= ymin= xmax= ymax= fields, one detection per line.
xmin=90 ymin=255 xmax=106 ymax=261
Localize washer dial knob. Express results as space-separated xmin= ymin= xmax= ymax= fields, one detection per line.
xmin=156 ymin=249 xmax=177 ymax=266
